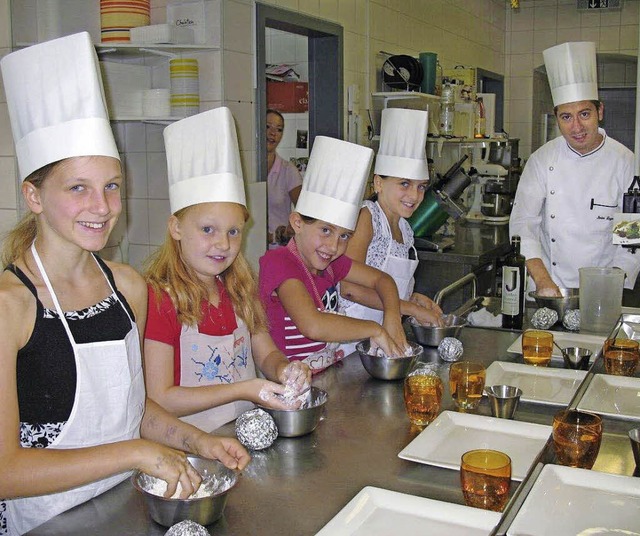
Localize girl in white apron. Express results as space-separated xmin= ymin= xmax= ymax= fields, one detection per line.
xmin=339 ymin=108 xmax=443 ymax=356
xmin=144 ymin=108 xmax=311 ymax=434
xmin=0 ymin=34 xmax=249 ymax=535
xmin=258 ymin=136 xmax=410 ymax=374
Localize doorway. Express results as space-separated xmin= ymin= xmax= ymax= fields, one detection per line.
xmin=255 ymin=4 xmax=344 ymax=183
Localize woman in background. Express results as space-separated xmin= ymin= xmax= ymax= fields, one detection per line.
xmin=267 ymin=109 xmax=303 ymax=246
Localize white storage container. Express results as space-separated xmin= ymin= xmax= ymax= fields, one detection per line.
xmin=130 ymin=24 xmax=194 ymax=45
xmin=99 ymin=62 xmax=152 ymax=118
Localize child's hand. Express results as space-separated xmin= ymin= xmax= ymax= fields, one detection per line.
xmin=382 ymin=317 xmax=409 ymax=353
xmin=370 ymin=328 xmax=406 ymax=358
xmin=412 ymin=308 xmax=445 ymax=328
xmin=278 ymin=361 xmax=312 ymax=394
xmin=410 ymin=292 xmax=443 ymax=315
xmin=254 ymin=379 xmax=302 ymax=410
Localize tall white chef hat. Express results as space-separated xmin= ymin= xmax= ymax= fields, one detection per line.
xmin=164 ymin=107 xmax=245 ymax=214
xmin=0 ymin=32 xmax=119 ymax=181
xmin=374 ymin=108 xmax=429 ymax=181
xmin=543 ymin=41 xmax=598 ymax=107
xmin=295 ymin=136 xmax=373 ymax=231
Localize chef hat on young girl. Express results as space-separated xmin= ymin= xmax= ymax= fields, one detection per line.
xmin=0 ymin=32 xmax=119 ymax=181
xmin=543 ymin=41 xmax=598 ymax=107
xmin=164 ymin=107 xmax=246 ymax=214
xmin=295 ymin=136 xmax=373 ymax=231
xmin=374 ymin=108 xmax=429 ymax=181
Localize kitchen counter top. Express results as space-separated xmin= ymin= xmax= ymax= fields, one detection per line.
xmin=415 ymin=220 xmax=512 ymax=264
xmin=28 ymin=326 xmax=638 ymax=536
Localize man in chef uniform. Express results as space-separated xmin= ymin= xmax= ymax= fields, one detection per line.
xmin=510 ymin=41 xmax=640 ymax=297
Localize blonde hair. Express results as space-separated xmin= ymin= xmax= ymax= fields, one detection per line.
xmin=2 ymin=161 xmax=59 ymax=268
xmin=144 ymin=205 xmax=267 ymax=333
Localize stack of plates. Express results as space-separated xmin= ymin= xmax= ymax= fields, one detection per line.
xmin=169 ymin=58 xmax=200 ymax=118
xmin=100 ymin=0 xmax=150 ymax=43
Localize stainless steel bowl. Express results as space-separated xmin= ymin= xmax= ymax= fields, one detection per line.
xmin=528 ymin=288 xmax=579 ymax=319
xmin=408 ymin=314 xmax=467 ymax=347
xmin=356 ymin=340 xmax=423 ymax=380
xmin=262 ymin=387 xmax=328 ymax=437
xmin=132 ymin=455 xmax=237 ymax=527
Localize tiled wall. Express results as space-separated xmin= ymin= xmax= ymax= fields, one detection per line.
xmin=505 ymin=0 xmax=639 ymax=158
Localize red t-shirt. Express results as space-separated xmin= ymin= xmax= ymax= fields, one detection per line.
xmin=145 ymin=279 xmax=238 ymax=384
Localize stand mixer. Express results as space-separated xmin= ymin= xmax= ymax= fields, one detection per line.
xmin=465 ymin=162 xmax=511 ymax=224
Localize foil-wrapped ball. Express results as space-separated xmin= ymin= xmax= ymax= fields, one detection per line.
xmin=438 ymin=337 xmax=464 ymax=362
xmin=165 ymin=520 xmax=210 ymax=536
xmin=235 ymin=408 xmax=278 ymax=451
xmin=531 ymin=307 xmax=558 ymax=329
xmin=563 ymin=309 xmax=581 ymax=331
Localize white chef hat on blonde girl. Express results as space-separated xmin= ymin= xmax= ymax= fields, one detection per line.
xmin=0 ymin=32 xmax=119 ymax=181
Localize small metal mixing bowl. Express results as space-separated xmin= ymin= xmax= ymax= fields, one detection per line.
xmin=262 ymin=386 xmax=328 ymax=437
xmin=356 ymin=340 xmax=423 ymax=380
xmin=132 ymin=455 xmax=237 ymax=527
xmin=408 ymin=314 xmax=467 ymax=347
xmin=528 ymin=288 xmax=579 ymax=320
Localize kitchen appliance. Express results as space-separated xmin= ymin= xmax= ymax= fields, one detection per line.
xmin=409 ymin=155 xmax=473 ymax=250
xmin=465 ymin=162 xmax=510 ymax=224
xmin=382 ymin=54 xmax=423 ymax=91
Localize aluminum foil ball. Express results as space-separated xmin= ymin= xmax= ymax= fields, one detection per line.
xmin=235 ymin=408 xmax=278 ymax=451
xmin=563 ymin=309 xmax=581 ymax=331
xmin=531 ymin=307 xmax=558 ymax=330
xmin=438 ymin=337 xmax=463 ymax=362
xmin=165 ymin=520 xmax=210 ymax=536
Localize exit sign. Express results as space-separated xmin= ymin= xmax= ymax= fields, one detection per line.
xmin=577 ymin=0 xmax=622 ymax=9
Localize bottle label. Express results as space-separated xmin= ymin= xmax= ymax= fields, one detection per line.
xmin=502 ymin=266 xmax=521 ymax=315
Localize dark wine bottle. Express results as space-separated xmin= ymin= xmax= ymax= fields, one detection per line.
xmin=501 ymin=235 xmax=526 ymax=329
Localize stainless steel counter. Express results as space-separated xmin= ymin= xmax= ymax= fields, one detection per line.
xmin=414 ymin=221 xmax=511 ymax=310
xmin=28 ymin=326 xmax=638 ymax=536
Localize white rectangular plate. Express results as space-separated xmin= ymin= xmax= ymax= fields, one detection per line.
xmin=507 ymin=332 xmax=605 ymax=363
xmin=398 ymin=411 xmax=552 ymax=481
xmin=485 ymin=361 xmax=587 ymax=406
xmin=507 ymin=465 xmax=640 ymax=535
xmin=577 ymin=374 xmax=640 ymax=421
xmin=316 ymin=486 xmax=500 ymax=536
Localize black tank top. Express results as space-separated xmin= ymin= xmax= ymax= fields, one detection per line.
xmin=7 ymin=256 xmax=135 ymax=425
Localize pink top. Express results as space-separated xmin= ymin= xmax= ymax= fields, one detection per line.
xmin=267 ymin=154 xmax=303 ymax=235
xmin=259 ymin=243 xmax=352 ymax=360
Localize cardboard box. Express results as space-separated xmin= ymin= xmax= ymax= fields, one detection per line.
xmin=267 ymin=81 xmax=309 ymax=113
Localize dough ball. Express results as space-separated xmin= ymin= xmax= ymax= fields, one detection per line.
xmin=235 ymin=408 xmax=278 ymax=451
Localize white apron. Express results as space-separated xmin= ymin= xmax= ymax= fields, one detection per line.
xmin=6 ymin=244 xmax=145 ymax=536
xmin=341 ymin=207 xmax=418 ymax=355
xmin=178 ymin=318 xmax=255 ymax=432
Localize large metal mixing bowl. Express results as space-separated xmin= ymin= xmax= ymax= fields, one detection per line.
xmin=132 ymin=455 xmax=237 ymax=527
xmin=408 ymin=314 xmax=467 ymax=346
xmin=356 ymin=340 xmax=422 ymax=380
xmin=263 ymin=387 xmax=328 ymax=437
xmin=528 ymin=288 xmax=579 ymax=320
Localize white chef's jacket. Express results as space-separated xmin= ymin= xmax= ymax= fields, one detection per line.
xmin=510 ymin=128 xmax=640 ymax=290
